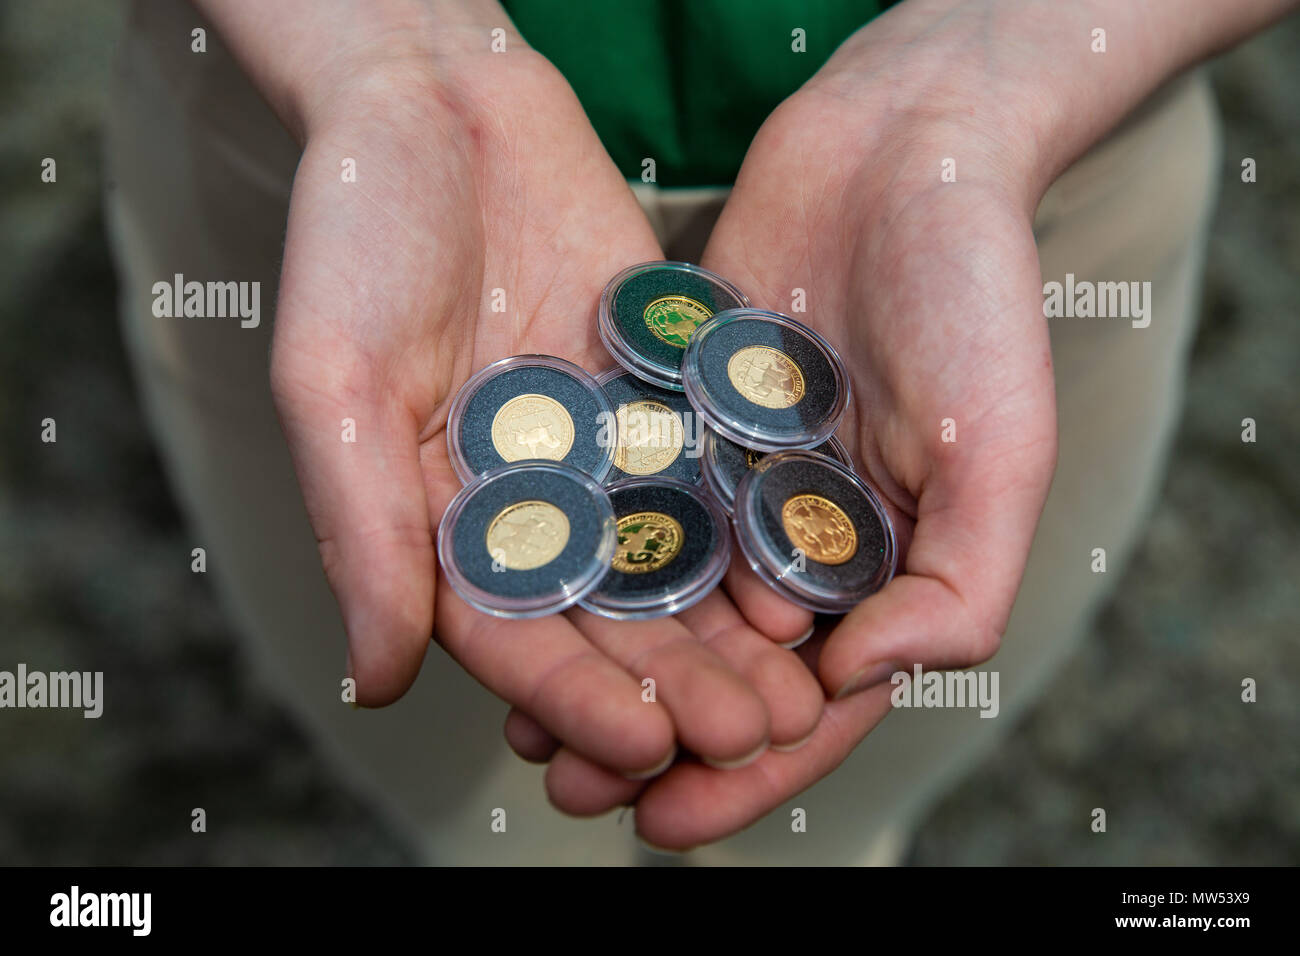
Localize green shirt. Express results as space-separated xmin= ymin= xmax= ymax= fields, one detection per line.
xmin=502 ymin=0 xmax=890 ymax=186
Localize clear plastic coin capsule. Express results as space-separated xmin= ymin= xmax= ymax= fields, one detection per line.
xmin=578 ymin=477 xmax=731 ymax=620
xmin=682 ymin=309 xmax=850 ymax=452
xmin=598 ymin=261 xmax=749 ymax=392
xmin=596 ymin=367 xmax=704 ymax=485
xmin=732 ymin=451 xmax=896 ymax=614
xmin=437 ymin=461 xmax=617 ymax=618
xmin=701 ymin=429 xmax=853 ymax=514
xmin=446 ymin=354 xmax=614 ymax=485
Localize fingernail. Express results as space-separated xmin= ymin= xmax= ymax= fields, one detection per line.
xmin=624 ymin=745 xmax=678 ymax=781
xmin=778 ymin=624 xmax=816 ymax=650
xmin=834 ymin=661 xmax=902 ymax=701
xmin=702 ymin=737 xmax=769 ymax=771
xmin=636 ymin=833 xmax=687 ymax=857
xmin=771 ymin=727 xmax=817 ymax=753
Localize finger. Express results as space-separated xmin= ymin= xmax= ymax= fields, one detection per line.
xmin=436 ymin=583 xmax=676 ymax=775
xmin=545 ymin=747 xmax=649 ymax=817
xmin=722 ymin=559 xmax=815 ymax=646
xmin=634 ymin=682 xmax=894 ymax=851
xmin=567 ymin=606 xmax=770 ymax=768
xmin=504 ymin=707 xmax=560 ymax=764
xmin=820 ymin=440 xmax=1054 ymax=698
xmin=675 ymin=591 xmax=825 ymax=753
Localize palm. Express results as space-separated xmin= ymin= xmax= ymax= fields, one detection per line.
xmin=269 ymin=57 xmax=825 ymax=782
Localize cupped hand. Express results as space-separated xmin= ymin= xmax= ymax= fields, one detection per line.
xmin=268 ymin=42 xmax=824 ymax=778
xmin=541 ymin=11 xmax=1060 ymax=847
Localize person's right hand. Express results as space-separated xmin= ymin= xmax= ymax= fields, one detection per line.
xmin=266 ymin=22 xmax=825 ymax=779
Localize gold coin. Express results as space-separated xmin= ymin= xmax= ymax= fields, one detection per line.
xmin=490 ymin=393 xmax=575 ymax=463
xmin=485 ymin=500 xmax=570 ymax=571
xmin=781 ymin=494 xmax=857 ymax=566
xmin=726 ymin=346 xmax=805 ymax=409
xmin=643 ymin=295 xmax=713 ymax=349
xmin=611 ymin=511 xmax=684 ymax=574
xmin=612 ymin=401 xmax=685 ymax=476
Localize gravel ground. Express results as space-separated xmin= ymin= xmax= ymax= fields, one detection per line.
xmin=1 ymin=3 xmax=1296 ymax=865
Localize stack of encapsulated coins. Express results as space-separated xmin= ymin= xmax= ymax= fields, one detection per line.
xmin=437 ymin=260 xmax=897 ymax=620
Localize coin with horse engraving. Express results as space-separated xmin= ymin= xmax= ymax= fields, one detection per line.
xmin=447 ymin=355 xmax=614 ymax=484
xmin=732 ymin=451 xmax=896 ymax=613
xmin=578 ymin=478 xmax=730 ymax=620
xmin=491 ymin=394 xmax=575 ymax=464
xmin=599 ymin=261 xmax=748 ymax=391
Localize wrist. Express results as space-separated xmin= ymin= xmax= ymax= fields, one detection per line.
xmin=195 ymin=0 xmax=531 ymax=144
xmin=794 ymin=3 xmax=1068 ymax=213
xmin=805 ymin=0 xmax=1296 ymax=208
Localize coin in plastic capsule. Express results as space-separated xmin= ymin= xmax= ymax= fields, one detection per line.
xmin=598 ymin=261 xmax=748 ymax=392
xmin=577 ymin=477 xmax=731 ymax=620
xmin=446 ymin=355 xmax=614 ymax=485
xmin=732 ymin=451 xmax=896 ymax=613
xmin=596 ymin=367 xmax=704 ymax=485
xmin=701 ymin=429 xmax=853 ymax=514
xmin=437 ymin=461 xmax=617 ymax=618
xmin=682 ymin=309 xmax=849 ymax=452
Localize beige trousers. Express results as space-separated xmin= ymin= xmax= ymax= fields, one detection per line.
xmin=105 ymin=1 xmax=1220 ymax=864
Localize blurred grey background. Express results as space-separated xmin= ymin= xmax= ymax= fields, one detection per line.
xmin=1 ymin=3 xmax=1296 ymax=864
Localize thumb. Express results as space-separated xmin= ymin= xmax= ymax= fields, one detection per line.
xmin=820 ymin=434 xmax=1055 ymax=699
